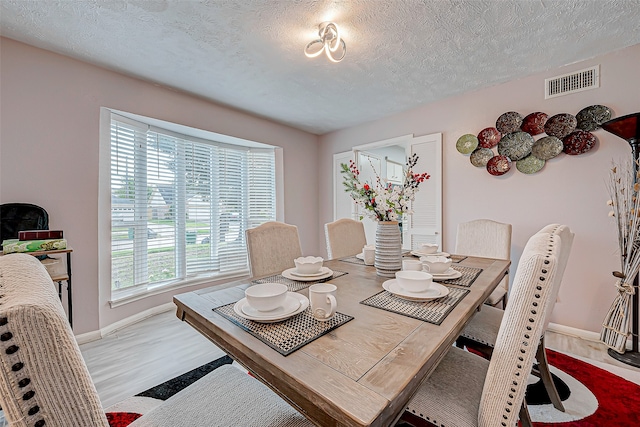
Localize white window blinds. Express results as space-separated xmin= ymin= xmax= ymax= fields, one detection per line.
xmin=110 ymin=114 xmax=276 ymax=294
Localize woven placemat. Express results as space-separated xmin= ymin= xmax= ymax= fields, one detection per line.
xmin=450 ymin=254 xmax=468 ymax=263
xmin=438 ymin=265 xmax=482 ymax=287
xmin=360 ymin=286 xmax=468 ymax=325
xmin=252 ymin=270 xmax=348 ymax=292
xmin=340 ymin=256 xmax=366 ymax=265
xmin=213 ymin=303 xmax=354 ymax=356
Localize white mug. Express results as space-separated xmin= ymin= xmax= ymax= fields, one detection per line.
xmin=309 ymin=283 xmax=337 ymax=321
xmin=363 ymin=245 xmax=375 ymax=265
xmin=402 ymin=259 xmax=423 ymax=271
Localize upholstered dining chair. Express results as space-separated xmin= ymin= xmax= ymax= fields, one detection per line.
xmin=457 ymin=224 xmax=574 ymax=412
xmin=455 ymin=219 xmax=512 ymax=308
xmin=324 ymin=218 xmax=367 ymax=259
xmin=245 ymin=221 xmax=303 ymax=277
xmin=0 ymin=254 xmax=312 ymax=427
xmin=401 ymin=229 xmax=562 ymax=427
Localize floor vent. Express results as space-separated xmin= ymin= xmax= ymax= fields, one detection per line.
xmin=545 ymin=65 xmax=599 ymax=99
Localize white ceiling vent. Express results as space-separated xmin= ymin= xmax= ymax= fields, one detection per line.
xmin=545 ymin=65 xmax=600 ymax=99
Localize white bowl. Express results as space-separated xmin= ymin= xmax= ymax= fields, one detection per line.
xmin=395 ymin=270 xmax=433 ymax=293
xmin=245 ymin=283 xmax=288 ymax=312
xmin=420 ymin=255 xmax=452 ymax=274
xmin=419 ymin=243 xmax=439 ymax=254
xmin=294 ymin=256 xmax=324 ymax=274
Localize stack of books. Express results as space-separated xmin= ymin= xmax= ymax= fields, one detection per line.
xmin=2 ymin=230 xmax=66 ymax=254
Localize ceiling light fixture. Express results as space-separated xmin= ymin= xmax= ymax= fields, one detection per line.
xmin=304 ymin=22 xmax=346 ymax=63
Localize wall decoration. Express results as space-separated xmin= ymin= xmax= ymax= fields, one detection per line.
xmin=521 ymin=112 xmax=548 ymax=135
xmin=456 ymin=134 xmax=478 ymax=154
xmin=486 ymin=155 xmax=511 ymax=176
xmin=458 ymin=104 xmax=612 ymax=176
xmin=576 ymin=105 xmax=612 ymax=131
xmin=544 ymin=113 xmax=577 ymax=138
xmin=563 ymin=130 xmax=597 ymax=155
xmin=495 ymin=111 xmax=523 ymax=134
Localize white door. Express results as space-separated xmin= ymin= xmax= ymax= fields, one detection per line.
xmin=407 ymin=133 xmax=443 ymax=250
xmin=355 ymin=151 xmax=382 ymax=246
xmin=333 ymin=151 xmax=355 ymax=221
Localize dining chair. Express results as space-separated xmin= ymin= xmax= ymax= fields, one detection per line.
xmin=0 ymin=254 xmax=312 ymax=427
xmin=455 ymin=219 xmax=512 ymax=308
xmin=401 ymin=229 xmax=562 ymax=427
xmin=324 ymin=218 xmax=367 ymax=259
xmin=245 ymin=221 xmax=303 ymax=277
xmin=457 ymin=224 xmax=574 ymax=412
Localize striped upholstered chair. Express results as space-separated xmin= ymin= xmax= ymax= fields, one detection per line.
xmin=0 ymin=254 xmax=312 ymax=427
xmin=401 ymin=228 xmax=563 ymax=427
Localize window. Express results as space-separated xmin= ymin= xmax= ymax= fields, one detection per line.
xmin=109 ymin=113 xmax=276 ymax=297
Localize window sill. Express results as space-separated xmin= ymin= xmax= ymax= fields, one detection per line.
xmin=109 ymin=270 xmax=250 ymax=308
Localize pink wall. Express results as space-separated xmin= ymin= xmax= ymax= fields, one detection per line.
xmin=319 ymin=44 xmax=640 ymax=334
xmin=0 ymin=38 xmax=319 ymax=335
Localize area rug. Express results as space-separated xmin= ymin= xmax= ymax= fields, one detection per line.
xmin=105 ymin=350 xmax=639 ymax=427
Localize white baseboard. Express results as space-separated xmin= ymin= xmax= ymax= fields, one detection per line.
xmin=547 ymin=322 xmax=632 ymax=350
xmin=75 ymin=302 xmax=175 ymax=345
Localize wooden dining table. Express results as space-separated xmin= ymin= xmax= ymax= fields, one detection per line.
xmin=173 ymin=254 xmax=510 ymax=427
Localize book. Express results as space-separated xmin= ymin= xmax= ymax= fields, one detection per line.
xmin=2 ymin=238 xmax=67 ymax=254
xmin=18 ymin=230 xmax=64 ymax=241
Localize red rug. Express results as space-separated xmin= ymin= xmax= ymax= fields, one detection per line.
xmin=105 ymin=351 xmax=639 ymax=426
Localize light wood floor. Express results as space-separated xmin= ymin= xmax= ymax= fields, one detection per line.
xmin=1 ymin=309 xmax=638 ymax=427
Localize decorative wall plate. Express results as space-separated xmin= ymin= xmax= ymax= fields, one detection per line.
xmin=576 ymin=105 xmax=612 ymax=131
xmin=497 ymin=131 xmax=534 ymax=161
xmin=486 ymin=155 xmax=511 ymax=176
xmin=516 ymin=154 xmax=545 ymax=174
xmin=477 ymin=127 xmax=501 ymax=148
xmin=531 ymin=136 xmax=563 ymax=160
xmin=563 ymin=130 xmax=597 ymax=155
xmin=456 ymin=134 xmax=479 ymax=154
xmin=496 ymin=111 xmax=523 ymax=134
xmin=521 ymin=112 xmax=548 ymax=135
xmin=470 ymin=147 xmax=494 ymax=167
xmin=544 ymin=113 xmax=577 ymax=138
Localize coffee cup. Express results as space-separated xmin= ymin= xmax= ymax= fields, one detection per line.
xmin=309 ymin=283 xmax=337 ymax=321
xmin=362 ymin=245 xmax=375 ymax=265
xmin=402 ymin=259 xmax=423 ymax=271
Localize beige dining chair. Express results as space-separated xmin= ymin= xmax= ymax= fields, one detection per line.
xmin=401 ymin=229 xmax=563 ymax=427
xmin=0 ymin=254 xmax=312 ymax=427
xmin=246 ymin=221 xmax=303 ymax=277
xmin=457 ymin=224 xmax=574 ymax=412
xmin=324 ymin=218 xmax=367 ymax=259
xmin=456 ymin=219 xmax=512 ymax=308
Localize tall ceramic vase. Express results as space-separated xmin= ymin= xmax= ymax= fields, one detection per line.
xmin=374 ymin=221 xmax=402 ymax=277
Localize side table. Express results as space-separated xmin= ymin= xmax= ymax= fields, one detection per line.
xmin=19 ymin=248 xmax=73 ymax=327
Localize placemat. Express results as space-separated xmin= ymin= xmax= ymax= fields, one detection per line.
xmin=439 ymin=265 xmax=482 ymax=288
xmin=252 ymin=270 xmax=348 ymax=292
xmin=450 ymin=254 xmax=468 ymax=263
xmin=213 ymin=303 xmax=354 ymax=356
xmin=340 ymin=256 xmax=366 ymax=265
xmin=360 ymin=286 xmax=468 ymax=325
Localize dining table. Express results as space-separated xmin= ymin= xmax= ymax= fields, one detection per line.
xmin=173 ymin=254 xmax=510 ymax=427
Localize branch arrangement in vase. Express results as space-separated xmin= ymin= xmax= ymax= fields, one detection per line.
xmin=340 ymin=153 xmax=430 ymax=222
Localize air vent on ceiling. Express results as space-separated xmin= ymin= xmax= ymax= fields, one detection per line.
xmin=545 ymin=65 xmax=600 ymax=99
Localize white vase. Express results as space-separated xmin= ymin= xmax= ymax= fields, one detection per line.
xmin=374 ymin=221 xmax=402 ymax=277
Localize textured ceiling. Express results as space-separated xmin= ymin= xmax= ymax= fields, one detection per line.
xmin=1 ymin=0 xmax=639 ymax=135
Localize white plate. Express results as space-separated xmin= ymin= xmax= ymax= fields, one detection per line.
xmin=241 ymin=294 xmax=301 ymax=318
xmin=234 ymin=293 xmax=309 ymax=323
xmin=428 ymin=268 xmax=463 ymax=280
xmin=411 ymin=250 xmax=450 ymax=258
xmin=282 ymin=267 xmax=333 ymax=281
xmin=356 ymin=253 xmax=364 ymax=260
xmin=382 ymin=279 xmax=449 ymax=301
xmin=289 ymin=266 xmax=331 ymax=277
